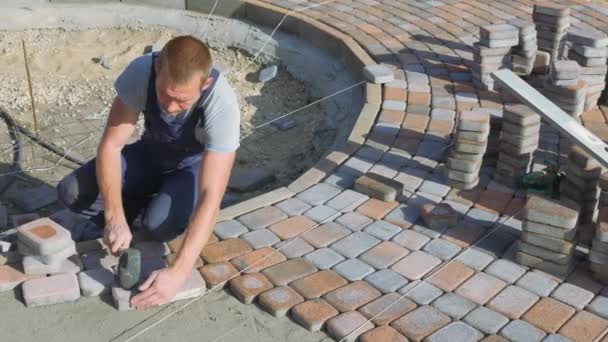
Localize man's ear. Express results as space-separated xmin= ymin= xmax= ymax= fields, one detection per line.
xmin=202 ymin=77 xmax=214 ymax=91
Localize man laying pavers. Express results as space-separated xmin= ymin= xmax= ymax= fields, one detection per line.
xmin=56 ymin=35 xmax=240 ymax=309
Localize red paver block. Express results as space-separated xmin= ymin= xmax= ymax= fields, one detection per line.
xmin=228 ymin=273 xmax=273 ymax=304
xmin=324 ymin=280 xmax=382 ymax=312
xmin=474 ymin=189 xmax=512 ymax=213
xmin=257 ymin=285 xmax=304 ymax=317
xmin=268 ymin=216 xmax=317 ymax=240
xmin=326 ymin=311 xmax=375 ymax=342
xmin=200 ymin=238 xmax=252 ymax=263
xmin=22 ymin=273 xmax=80 ymax=307
xmin=291 ymin=298 xmax=339 ymax=332
xmin=261 ymin=258 xmax=317 ymax=286
xmin=455 ymin=272 xmax=507 ymax=305
xmin=384 ymin=87 xmax=407 ymax=101
xmin=229 ymin=247 xmax=286 ymax=274
xmin=289 ymin=269 xmax=348 ymax=299
xmin=359 ymin=241 xmax=410 ymax=269
xmin=559 ymin=310 xmax=608 ymax=342
xmin=0 ymin=264 xmax=28 ymax=292
xmin=17 ymin=218 xmax=72 ymax=255
xmin=198 ymin=262 xmax=239 ymax=288
xmin=426 ymin=261 xmax=476 ymax=292
xmin=359 ymin=326 xmax=409 ymax=342
xmin=442 ymin=220 xmax=486 ymax=248
xmin=359 ymin=292 xmax=417 ymax=326
xmin=301 ymin=222 xmax=351 ymax=248
xmin=168 ymin=233 xmax=218 ymax=253
xmin=356 ymin=199 xmax=400 ymax=220
xmin=390 ymin=305 xmax=451 ymax=341
xmin=522 ymin=297 xmax=576 ymax=333
xmin=390 ymin=251 xmax=442 ymax=280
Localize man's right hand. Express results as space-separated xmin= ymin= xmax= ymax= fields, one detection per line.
xmin=103 ymin=216 xmax=132 ymax=255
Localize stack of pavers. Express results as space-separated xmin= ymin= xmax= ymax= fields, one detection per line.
xmin=532 ymin=2 xmax=570 ymax=61
xmin=590 ymin=172 xmax=608 ymax=283
xmin=517 ymin=194 xmax=580 ymax=277
xmin=543 ymin=60 xmax=587 ymax=119
xmin=472 ymin=24 xmax=519 ymax=91
xmin=566 ymin=29 xmax=608 ymax=112
xmin=446 ymin=110 xmax=490 ymax=190
xmin=16 ymin=218 xmax=81 ymax=306
xmin=561 ymin=145 xmax=602 ymax=227
xmin=510 ymin=19 xmax=538 ymax=75
xmin=494 ymin=104 xmax=541 ymax=188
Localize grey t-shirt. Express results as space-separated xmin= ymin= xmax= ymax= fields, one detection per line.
xmin=114 ymin=54 xmax=241 ymax=153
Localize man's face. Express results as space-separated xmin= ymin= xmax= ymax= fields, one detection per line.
xmin=155 ymin=66 xmax=212 ymax=115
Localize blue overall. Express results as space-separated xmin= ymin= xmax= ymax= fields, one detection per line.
xmin=57 ymin=53 xmax=220 ymax=242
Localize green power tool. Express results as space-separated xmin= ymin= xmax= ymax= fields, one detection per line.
xmin=117 ymin=248 xmax=141 ymax=289
xmin=521 ymin=162 xmax=561 ymax=198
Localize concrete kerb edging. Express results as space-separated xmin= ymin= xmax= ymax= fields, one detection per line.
xmin=190 ymin=0 xmax=381 ymax=218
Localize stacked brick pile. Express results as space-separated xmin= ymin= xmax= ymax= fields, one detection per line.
xmin=543 ymin=60 xmax=586 ymax=119
xmin=472 ymin=24 xmax=519 ymax=91
xmin=516 ymin=195 xmax=580 ymax=277
xmin=446 ymin=111 xmax=490 ymax=190
xmin=494 ymin=104 xmax=541 ymax=188
xmin=510 ymin=19 xmax=538 ymax=75
xmin=560 ymin=145 xmax=603 ymax=226
xmin=16 ymin=218 xmax=81 ymax=306
xmin=566 ymin=29 xmax=608 ymax=111
xmin=590 ymin=172 xmax=608 ymax=283
xmin=533 ymin=3 xmax=570 ymax=61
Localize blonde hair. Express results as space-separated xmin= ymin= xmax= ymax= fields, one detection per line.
xmin=159 ymin=35 xmax=212 ymax=84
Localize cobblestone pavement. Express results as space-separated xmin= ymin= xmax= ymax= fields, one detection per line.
xmin=189 ymin=0 xmax=608 ymax=341
xmin=4 ymin=0 xmax=608 ymax=341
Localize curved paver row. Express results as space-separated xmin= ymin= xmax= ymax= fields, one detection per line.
xmin=2 ymin=0 xmax=608 ymax=341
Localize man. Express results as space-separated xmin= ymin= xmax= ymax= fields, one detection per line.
xmin=57 ymin=35 xmax=240 ymax=309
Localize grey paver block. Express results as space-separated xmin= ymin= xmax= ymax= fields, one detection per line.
xmin=390 ymin=305 xmax=450 ymax=341
xmin=485 ymin=259 xmax=528 ymax=283
xmin=454 ymin=248 xmax=495 ymax=271
xmin=332 ymin=259 xmax=375 ymax=281
xmin=17 ymin=218 xmax=72 ymax=256
xmin=423 ymin=238 xmax=462 ymax=260
xmin=304 ymin=247 xmax=345 ymax=269
xmin=522 ymin=196 xmax=579 ymax=229
xmin=274 ymin=238 xmax=314 ymax=259
xmin=487 ymin=285 xmax=540 ymax=319
xmin=78 ymin=268 xmax=115 ymax=297
xmin=382 ymin=100 xmax=407 ymax=111
xmin=385 ymin=203 xmax=421 ymax=229
xmin=431 ymin=292 xmax=478 ymax=319
xmin=391 ymin=251 xmax=442 ymax=280
xmin=587 ymin=295 xmax=608 ymax=319
xmin=237 ymin=206 xmax=288 ymax=230
xmin=358 ymin=241 xmax=409 ymax=269
xmin=550 ymin=283 xmax=594 ymax=310
xmin=214 ymin=220 xmax=249 ymax=239
xmin=11 ymin=185 xmax=57 ymax=211
xmin=403 ymin=281 xmax=443 ymax=305
xmin=363 ymin=64 xmax=394 ymax=83
xmin=23 ymin=254 xmax=82 ymax=275
xmin=240 ymin=229 xmax=280 ymax=249
xmin=363 ymin=220 xmax=402 ymax=240
xmin=426 ymin=321 xmax=484 ymax=342
xmin=418 ymin=178 xmax=451 ymax=198
xmin=392 ymin=229 xmax=430 ymax=250
xmin=274 ymin=198 xmax=312 ymax=216
xmin=542 ymin=334 xmax=573 ymax=342
xmin=364 ymin=269 xmax=408 ymax=293
xmin=464 ymin=306 xmax=510 ymax=334
xmin=112 ymin=286 xmax=133 ymax=311
xmin=303 ymin=205 xmax=339 ymax=222
xmin=500 ymin=319 xmax=546 ymax=342
xmin=335 ymin=212 xmax=373 ymax=231
xmin=22 ymin=273 xmax=80 ymax=307
xmin=331 ymin=231 xmax=381 ymax=258
xmin=325 ymin=190 xmax=369 ymax=212
xmin=296 ymin=183 xmax=342 ymax=205
xmin=412 ymin=224 xmax=447 ymax=239
xmin=516 ymin=271 xmax=559 ymax=296
xmin=465 ymin=208 xmax=500 ymax=227
xmin=133 ymin=241 xmax=170 ymax=258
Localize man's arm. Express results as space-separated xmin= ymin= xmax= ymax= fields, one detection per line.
xmin=132 ymin=150 xmax=235 ymax=309
xmin=97 ymin=97 xmax=139 ymax=254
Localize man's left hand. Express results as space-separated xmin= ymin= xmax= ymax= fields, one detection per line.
xmin=131 ymin=267 xmax=188 ymax=310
